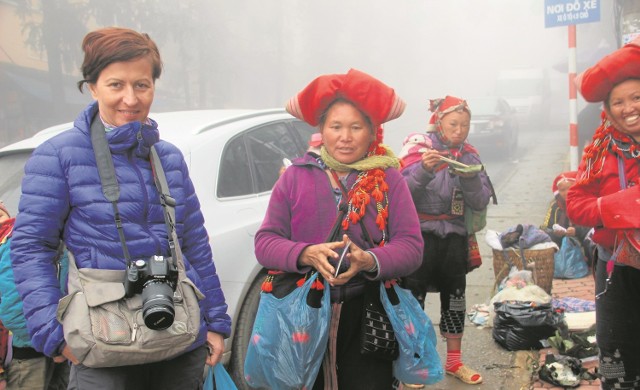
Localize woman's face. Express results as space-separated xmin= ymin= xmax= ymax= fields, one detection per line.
xmin=88 ymin=57 xmax=155 ymax=127
xmin=439 ymin=110 xmax=471 ymax=147
xmin=605 ymin=78 xmax=640 ymax=141
xmin=321 ymin=101 xmax=375 ymax=165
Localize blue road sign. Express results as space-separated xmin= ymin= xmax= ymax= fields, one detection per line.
xmin=545 ymin=0 xmax=600 ymax=28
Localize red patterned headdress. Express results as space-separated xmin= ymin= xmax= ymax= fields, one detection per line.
xmin=426 ymin=96 xmax=471 ymax=133
xmin=286 ymin=68 xmax=405 ymax=129
xmin=576 ymin=36 xmax=640 ymax=103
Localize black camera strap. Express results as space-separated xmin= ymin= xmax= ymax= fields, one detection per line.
xmin=149 ymin=146 xmax=181 ymax=270
xmin=90 ymin=116 xmax=132 ymax=265
xmin=90 ymin=115 xmax=182 ymax=270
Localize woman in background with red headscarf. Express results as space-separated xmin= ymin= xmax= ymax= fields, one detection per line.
xmin=542 ymin=171 xmax=595 ymax=268
xmin=254 ymin=69 xmax=423 ymax=389
xmin=566 ymin=37 xmax=640 ymax=390
xmin=542 ymin=172 xmax=592 ymax=246
xmin=399 ymin=96 xmax=493 ymax=386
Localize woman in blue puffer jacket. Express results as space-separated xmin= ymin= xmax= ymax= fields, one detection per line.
xmin=10 ymin=27 xmax=231 ymax=390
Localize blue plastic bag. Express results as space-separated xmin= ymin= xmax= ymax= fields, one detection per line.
xmin=203 ymin=363 xmax=238 ymax=390
xmin=244 ymin=273 xmax=330 ymax=390
xmin=379 ymin=283 xmax=444 ymax=385
xmin=553 ymin=236 xmax=589 ymax=279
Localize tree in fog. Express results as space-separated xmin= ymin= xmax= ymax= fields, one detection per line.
xmin=14 ymin=0 xmax=222 ymax=116
xmin=15 ymin=0 xmax=86 ymax=123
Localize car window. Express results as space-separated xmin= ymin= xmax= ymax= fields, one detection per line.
xmin=245 ymin=122 xmax=300 ymax=193
xmin=290 ymin=120 xmax=316 ymax=148
xmin=217 ymin=135 xmax=253 ymax=198
xmin=216 ymin=119 xmax=317 ymax=198
xmin=0 ymin=151 xmax=32 ymax=212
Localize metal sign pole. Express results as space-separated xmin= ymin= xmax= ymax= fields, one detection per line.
xmin=568 ymin=24 xmax=579 ymax=170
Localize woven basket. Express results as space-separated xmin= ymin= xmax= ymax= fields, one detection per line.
xmin=492 ymin=247 xmax=556 ymax=294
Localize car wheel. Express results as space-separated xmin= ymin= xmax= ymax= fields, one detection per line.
xmin=229 ymin=271 xmax=266 ymax=389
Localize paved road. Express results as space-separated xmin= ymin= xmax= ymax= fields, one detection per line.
xmin=421 ymin=127 xmax=571 ymax=390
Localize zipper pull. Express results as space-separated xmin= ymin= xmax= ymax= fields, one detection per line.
xmin=131 ymin=322 xmax=138 ymax=342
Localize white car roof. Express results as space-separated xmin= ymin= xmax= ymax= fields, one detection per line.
xmin=0 ymin=108 xmax=292 ymax=155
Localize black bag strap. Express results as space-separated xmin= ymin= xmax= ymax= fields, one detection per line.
xmin=90 ymin=116 xmax=131 ymax=264
xmin=149 ymin=145 xmax=180 ymax=270
xmin=90 ymin=116 xmax=182 ymax=270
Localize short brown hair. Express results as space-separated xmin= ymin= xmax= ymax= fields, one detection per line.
xmin=77 ymin=27 xmax=162 ymax=92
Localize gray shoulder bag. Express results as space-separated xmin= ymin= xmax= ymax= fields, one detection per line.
xmin=56 ymin=116 xmax=204 ymax=368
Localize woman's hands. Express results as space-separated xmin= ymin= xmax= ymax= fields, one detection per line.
xmin=205 ymin=331 xmax=225 ymax=366
xmin=299 ymin=234 xmax=376 ymax=286
xmin=420 ymin=148 xmax=447 ymax=172
xmin=421 ymin=148 xmax=479 ymax=178
xmin=61 ymin=344 xmax=79 ymax=365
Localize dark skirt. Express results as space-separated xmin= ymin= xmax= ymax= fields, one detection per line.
xmin=595 ymin=252 xmax=640 ymax=389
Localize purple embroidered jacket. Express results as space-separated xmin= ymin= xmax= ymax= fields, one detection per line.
xmin=401 ymin=134 xmax=492 ymax=238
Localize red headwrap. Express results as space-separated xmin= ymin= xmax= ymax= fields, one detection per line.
xmin=552 ymin=171 xmax=577 ymax=196
xmin=285 ymin=68 xmax=406 ymax=129
xmin=576 ymin=36 xmax=640 ymax=102
xmin=426 ymin=96 xmax=471 ymax=133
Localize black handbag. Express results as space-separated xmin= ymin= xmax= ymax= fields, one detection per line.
xmin=360 ymin=280 xmax=399 ymax=361
xmin=356 ymin=212 xmax=399 ymax=361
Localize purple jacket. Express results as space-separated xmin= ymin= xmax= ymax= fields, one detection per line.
xmin=402 ymin=134 xmax=492 ymax=238
xmin=254 ymin=153 xmax=423 ymax=301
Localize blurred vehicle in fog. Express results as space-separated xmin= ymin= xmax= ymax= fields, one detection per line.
xmin=0 ymin=109 xmax=316 ymax=389
xmin=466 ymin=96 xmax=519 ymax=159
xmin=495 ymin=68 xmax=550 ymax=131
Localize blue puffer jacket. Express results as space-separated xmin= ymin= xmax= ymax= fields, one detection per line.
xmin=10 ymin=102 xmax=232 ymax=357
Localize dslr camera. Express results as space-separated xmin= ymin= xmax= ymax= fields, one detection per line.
xmin=124 ymin=255 xmax=178 ymax=330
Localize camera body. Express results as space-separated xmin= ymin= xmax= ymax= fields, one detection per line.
xmin=124 ymin=255 xmax=178 ymax=330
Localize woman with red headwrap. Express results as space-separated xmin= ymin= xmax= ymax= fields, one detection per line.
xmin=254 ymin=69 xmax=423 ymax=389
xmin=399 ymin=96 xmax=493 ymax=386
xmin=566 ymin=36 xmax=640 ymax=390
xmin=542 ymin=172 xmax=592 ymax=246
xmin=542 ymin=171 xmax=595 ymax=269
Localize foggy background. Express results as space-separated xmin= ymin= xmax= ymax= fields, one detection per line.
xmin=0 ymin=0 xmax=622 ymax=153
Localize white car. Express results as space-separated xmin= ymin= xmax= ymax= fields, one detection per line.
xmin=0 ymin=108 xmax=316 ymax=387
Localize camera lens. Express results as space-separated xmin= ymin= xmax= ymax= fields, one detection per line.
xmin=141 ymin=281 xmax=175 ymax=330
